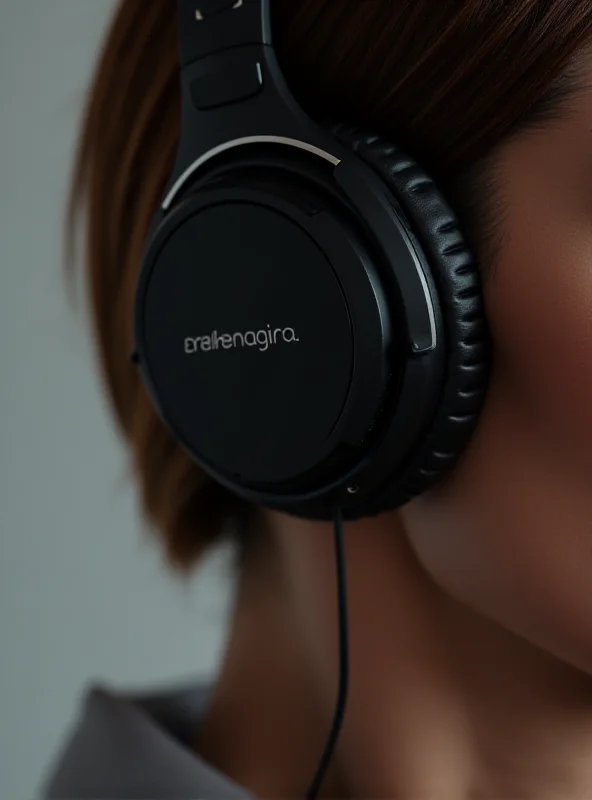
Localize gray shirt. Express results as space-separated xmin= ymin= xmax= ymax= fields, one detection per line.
xmin=41 ymin=682 xmax=255 ymax=799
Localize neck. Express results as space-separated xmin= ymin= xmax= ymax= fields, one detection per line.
xmin=195 ymin=510 xmax=592 ymax=799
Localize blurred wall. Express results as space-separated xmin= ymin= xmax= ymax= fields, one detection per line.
xmin=0 ymin=3 xmax=233 ymax=796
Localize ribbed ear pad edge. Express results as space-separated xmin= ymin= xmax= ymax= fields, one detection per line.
xmin=331 ymin=122 xmax=490 ymax=511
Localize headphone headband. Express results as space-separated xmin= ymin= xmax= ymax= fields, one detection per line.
xmin=177 ymin=0 xmax=271 ymax=68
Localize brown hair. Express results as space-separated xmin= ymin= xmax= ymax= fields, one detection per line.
xmin=67 ymin=0 xmax=592 ymax=572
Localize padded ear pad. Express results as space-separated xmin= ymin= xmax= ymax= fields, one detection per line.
xmin=331 ymin=122 xmax=491 ymax=513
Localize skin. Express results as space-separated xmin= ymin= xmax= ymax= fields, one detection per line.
xmin=193 ymin=59 xmax=592 ymax=799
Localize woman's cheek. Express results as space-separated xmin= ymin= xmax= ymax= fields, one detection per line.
xmin=485 ymin=167 xmax=592 ymax=472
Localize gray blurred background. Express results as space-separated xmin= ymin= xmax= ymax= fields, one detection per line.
xmin=0 ymin=3 xmax=234 ymax=796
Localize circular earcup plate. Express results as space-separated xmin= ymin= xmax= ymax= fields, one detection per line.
xmin=139 ymin=202 xmax=354 ymax=485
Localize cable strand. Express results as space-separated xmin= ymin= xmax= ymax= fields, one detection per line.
xmin=305 ymin=507 xmax=349 ymax=800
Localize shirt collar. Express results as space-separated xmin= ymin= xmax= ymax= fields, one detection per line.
xmin=43 ymin=681 xmax=255 ymax=799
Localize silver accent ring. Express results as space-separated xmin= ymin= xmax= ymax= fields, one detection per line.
xmin=161 ymin=136 xmax=342 ymax=210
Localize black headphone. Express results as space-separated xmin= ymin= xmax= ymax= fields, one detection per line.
xmin=132 ymin=0 xmax=490 ymax=523
xmin=132 ymin=2 xmax=492 ymax=793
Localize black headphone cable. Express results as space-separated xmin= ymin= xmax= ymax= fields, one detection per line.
xmin=305 ymin=507 xmax=349 ymax=800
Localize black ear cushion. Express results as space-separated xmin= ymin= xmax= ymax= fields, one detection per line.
xmin=330 ymin=122 xmax=491 ymax=511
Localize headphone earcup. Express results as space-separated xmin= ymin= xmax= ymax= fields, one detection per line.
xmin=331 ymin=123 xmax=490 ymax=511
